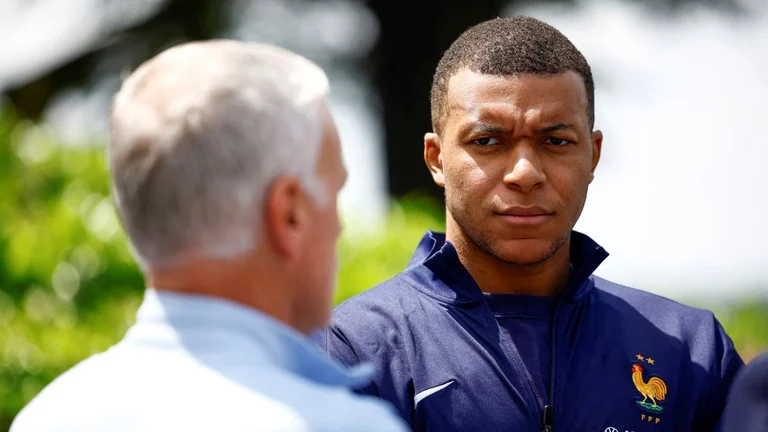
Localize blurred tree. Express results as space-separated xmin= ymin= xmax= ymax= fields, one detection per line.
xmin=367 ymin=0 xmax=507 ymax=199
xmin=0 ymin=107 xmax=143 ymax=309
xmin=0 ymin=106 xmax=144 ymax=430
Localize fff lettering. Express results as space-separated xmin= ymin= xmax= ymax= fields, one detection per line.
xmin=640 ymin=414 xmax=661 ymax=424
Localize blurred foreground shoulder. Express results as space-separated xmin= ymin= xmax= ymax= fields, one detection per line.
xmin=314 ymin=386 xmax=410 ymax=432
xmin=722 ymin=353 xmax=768 ymax=432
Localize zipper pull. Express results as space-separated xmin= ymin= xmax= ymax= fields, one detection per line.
xmin=542 ymin=405 xmax=553 ymax=432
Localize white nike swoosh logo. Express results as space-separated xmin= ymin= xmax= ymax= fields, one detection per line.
xmin=414 ymin=380 xmax=456 ymax=407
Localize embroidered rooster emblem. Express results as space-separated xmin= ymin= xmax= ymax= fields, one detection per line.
xmin=631 ymin=363 xmax=667 ymax=413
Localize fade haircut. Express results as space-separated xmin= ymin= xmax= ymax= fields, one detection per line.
xmin=109 ymin=40 xmax=329 ymax=268
xmin=430 ymin=16 xmax=595 ymax=134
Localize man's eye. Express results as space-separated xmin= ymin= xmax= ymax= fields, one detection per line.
xmin=472 ymin=137 xmax=501 ymax=146
xmin=544 ymin=137 xmax=571 ymax=146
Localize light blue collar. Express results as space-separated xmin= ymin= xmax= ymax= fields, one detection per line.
xmin=128 ymin=289 xmax=374 ymax=389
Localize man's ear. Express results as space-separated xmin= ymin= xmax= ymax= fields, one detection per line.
xmin=424 ymin=132 xmax=445 ymax=187
xmin=589 ymin=130 xmax=603 ymax=183
xmin=263 ymin=176 xmax=309 ymax=258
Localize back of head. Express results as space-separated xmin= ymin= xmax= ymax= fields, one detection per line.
xmin=109 ymin=40 xmax=329 ymax=268
xmin=430 ymin=16 xmax=594 ymax=134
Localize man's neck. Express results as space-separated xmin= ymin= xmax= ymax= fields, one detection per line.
xmin=147 ymin=253 xmax=297 ymax=329
xmin=446 ymin=223 xmax=572 ymax=297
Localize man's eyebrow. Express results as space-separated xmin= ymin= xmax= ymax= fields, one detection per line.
xmin=454 ymin=121 xmax=513 ymax=135
xmin=471 ymin=123 xmax=512 ymax=134
xmin=536 ymin=123 xmax=576 ymax=134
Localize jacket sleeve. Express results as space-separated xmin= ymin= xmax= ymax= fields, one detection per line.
xmin=312 ymin=303 xmax=416 ymax=427
xmin=312 ymin=325 xmax=380 ymax=396
xmin=708 ymin=319 xmax=745 ymax=431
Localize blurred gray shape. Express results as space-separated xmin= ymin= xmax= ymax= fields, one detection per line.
xmin=0 ymin=0 xmax=168 ymax=93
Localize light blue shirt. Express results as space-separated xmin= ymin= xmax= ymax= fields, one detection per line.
xmin=11 ymin=290 xmax=407 ymax=432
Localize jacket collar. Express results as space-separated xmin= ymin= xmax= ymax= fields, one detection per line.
xmin=404 ymin=230 xmax=608 ymax=305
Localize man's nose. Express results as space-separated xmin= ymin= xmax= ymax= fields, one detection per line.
xmin=502 ymin=146 xmax=546 ymax=193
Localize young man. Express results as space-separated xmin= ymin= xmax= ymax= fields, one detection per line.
xmin=11 ymin=41 xmax=407 ymax=432
xmin=315 ymin=17 xmax=742 ymax=431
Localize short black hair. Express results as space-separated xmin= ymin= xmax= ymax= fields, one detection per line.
xmin=430 ymin=16 xmax=594 ymax=134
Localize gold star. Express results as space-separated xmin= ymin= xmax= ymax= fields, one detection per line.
xmin=647 ymin=358 xmax=655 ymax=365
xmin=636 ymin=354 xmax=645 ymax=361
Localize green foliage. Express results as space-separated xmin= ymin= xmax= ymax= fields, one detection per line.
xmin=0 ymin=108 xmax=144 ymax=307
xmin=0 ymin=107 xmax=145 ymax=429
xmin=0 ymin=296 xmax=140 ymax=430
xmin=335 ymin=196 xmax=444 ymax=304
xmin=713 ymin=300 xmax=768 ymax=361
xmin=0 ymin=106 xmax=766 ymax=430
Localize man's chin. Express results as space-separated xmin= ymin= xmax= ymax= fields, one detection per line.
xmin=487 ymin=238 xmax=563 ymax=266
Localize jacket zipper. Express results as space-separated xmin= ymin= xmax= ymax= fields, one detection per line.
xmin=543 ymin=296 xmax=563 ymax=432
xmin=542 ymin=404 xmax=553 ymax=432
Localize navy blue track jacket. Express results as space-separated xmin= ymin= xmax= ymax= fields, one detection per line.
xmin=314 ymin=231 xmax=743 ymax=431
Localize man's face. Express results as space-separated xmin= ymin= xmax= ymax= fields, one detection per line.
xmin=425 ymin=69 xmax=602 ymax=265
xmin=296 ymin=105 xmax=347 ymax=330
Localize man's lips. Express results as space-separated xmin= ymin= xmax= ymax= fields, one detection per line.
xmin=496 ymin=206 xmax=552 ymax=216
xmin=494 ymin=206 xmax=554 ymax=225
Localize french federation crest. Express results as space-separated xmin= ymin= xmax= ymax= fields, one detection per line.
xmin=631 ymin=354 xmax=668 ymax=413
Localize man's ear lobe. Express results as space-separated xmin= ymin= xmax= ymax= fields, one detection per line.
xmin=263 ymin=177 xmax=307 ymax=258
xmin=589 ymin=130 xmax=603 ymax=183
xmin=424 ymin=132 xmax=446 ymax=187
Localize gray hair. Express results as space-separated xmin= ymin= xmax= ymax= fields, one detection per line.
xmin=108 ymin=40 xmax=329 ymax=267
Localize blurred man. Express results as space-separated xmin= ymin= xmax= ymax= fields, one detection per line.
xmin=722 ymin=353 xmax=768 ymax=431
xmin=11 ymin=40 xmax=407 ymax=432
xmin=315 ymin=17 xmax=742 ymax=431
